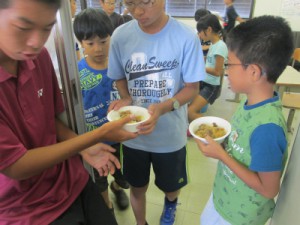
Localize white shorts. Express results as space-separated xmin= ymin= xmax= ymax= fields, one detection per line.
xmin=200 ymin=193 xmax=232 ymax=225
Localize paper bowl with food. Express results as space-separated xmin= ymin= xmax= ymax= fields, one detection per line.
xmin=189 ymin=116 xmax=231 ymax=144
xmin=107 ymin=106 xmax=151 ymax=132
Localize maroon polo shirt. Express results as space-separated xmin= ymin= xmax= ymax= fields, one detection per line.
xmin=0 ymin=48 xmax=89 ymax=225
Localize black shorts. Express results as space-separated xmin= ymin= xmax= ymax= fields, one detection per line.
xmin=199 ymin=81 xmax=221 ymax=104
xmin=122 ymin=145 xmax=188 ymax=193
xmin=50 ymin=177 xmax=117 ymax=225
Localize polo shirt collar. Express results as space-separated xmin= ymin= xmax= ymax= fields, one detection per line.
xmin=0 ymin=59 xmax=36 ymax=83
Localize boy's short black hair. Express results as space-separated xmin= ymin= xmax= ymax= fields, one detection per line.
xmin=226 ymin=15 xmax=294 ymax=83
xmin=194 ymin=8 xmax=211 ymax=22
xmin=0 ymin=0 xmax=61 ymax=9
xmin=73 ymin=8 xmax=113 ymax=42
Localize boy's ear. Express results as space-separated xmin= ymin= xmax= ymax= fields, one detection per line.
xmin=249 ymin=64 xmax=264 ymax=81
xmin=207 ymin=26 xmax=212 ymax=33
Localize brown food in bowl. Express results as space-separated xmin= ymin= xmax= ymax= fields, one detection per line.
xmin=119 ymin=110 xmax=143 ymax=123
xmin=195 ymin=122 xmax=226 ymax=139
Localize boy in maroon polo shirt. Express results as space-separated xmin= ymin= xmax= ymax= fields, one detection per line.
xmin=0 ymin=0 xmax=137 ymax=224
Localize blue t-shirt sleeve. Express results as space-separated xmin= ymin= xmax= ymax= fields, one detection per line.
xmin=181 ymin=31 xmax=206 ymax=83
xmin=249 ymin=123 xmax=287 ymax=172
xmin=107 ymin=27 xmax=127 ymax=80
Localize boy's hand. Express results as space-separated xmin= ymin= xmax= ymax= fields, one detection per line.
xmin=81 ymin=143 xmax=120 ymax=176
xmin=195 ymin=136 xmax=227 ymax=161
xmin=108 ymin=98 xmax=132 ymax=111
xmin=99 ymin=115 xmax=139 ymax=142
xmin=136 ymin=103 xmax=162 ymax=135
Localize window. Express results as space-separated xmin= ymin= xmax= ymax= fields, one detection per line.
xmin=86 ymin=0 xmax=101 ymax=9
xmin=79 ymin=0 xmax=253 ymax=19
xmin=166 ymin=0 xmax=253 ymax=18
xmin=85 ymin=0 xmax=123 ymax=14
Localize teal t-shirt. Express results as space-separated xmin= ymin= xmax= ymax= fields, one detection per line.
xmin=213 ymin=95 xmax=288 ymax=225
xmin=203 ymin=40 xmax=228 ymax=85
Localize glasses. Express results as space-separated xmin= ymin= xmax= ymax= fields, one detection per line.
xmin=124 ymin=0 xmax=155 ymax=10
xmin=104 ymin=1 xmax=117 ymax=6
xmin=224 ymin=63 xmax=248 ymax=70
xmin=224 ymin=63 xmax=266 ymax=75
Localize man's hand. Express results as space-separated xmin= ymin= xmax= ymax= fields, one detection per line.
xmin=99 ymin=115 xmax=139 ymax=142
xmin=81 ymin=143 xmax=120 ymax=176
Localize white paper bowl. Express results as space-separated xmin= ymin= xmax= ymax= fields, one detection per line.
xmin=189 ymin=116 xmax=231 ymax=144
xmin=107 ymin=106 xmax=150 ymax=132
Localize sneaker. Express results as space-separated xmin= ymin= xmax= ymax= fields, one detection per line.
xmin=160 ymin=198 xmax=178 ymax=225
xmin=110 ymin=181 xmax=129 ymax=210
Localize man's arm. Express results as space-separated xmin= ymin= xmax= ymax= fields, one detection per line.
xmin=206 ymin=55 xmax=225 ymax=77
xmin=1 ymin=116 xmax=137 ymax=180
xmin=109 ymin=78 xmax=133 ymax=111
xmin=236 ymin=16 xmax=245 ymax=23
xmin=159 ymin=82 xmax=199 ymax=115
xmin=116 ymin=78 xmax=132 ymax=103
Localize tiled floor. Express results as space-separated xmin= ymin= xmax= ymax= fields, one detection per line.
xmin=110 ymin=76 xmax=299 ymax=225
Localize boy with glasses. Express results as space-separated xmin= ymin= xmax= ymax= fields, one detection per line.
xmin=195 ymin=16 xmax=294 ymax=225
xmin=107 ymin=0 xmax=205 ymax=224
xmin=100 ymin=0 xmax=127 ymax=30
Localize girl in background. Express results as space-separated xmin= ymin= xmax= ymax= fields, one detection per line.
xmin=194 ymin=8 xmax=211 ymax=57
xmin=188 ymin=14 xmax=228 ymax=122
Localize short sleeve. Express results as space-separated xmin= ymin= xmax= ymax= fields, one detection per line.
xmin=249 ymin=123 xmax=287 ymax=172
xmin=214 ymin=42 xmax=228 ymax=60
xmin=229 ymin=7 xmax=239 ymax=20
xmin=107 ymin=28 xmax=126 ymax=80
xmin=0 ymin=118 xmax=27 ymax=170
xmin=181 ymin=31 xmax=206 ymax=83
